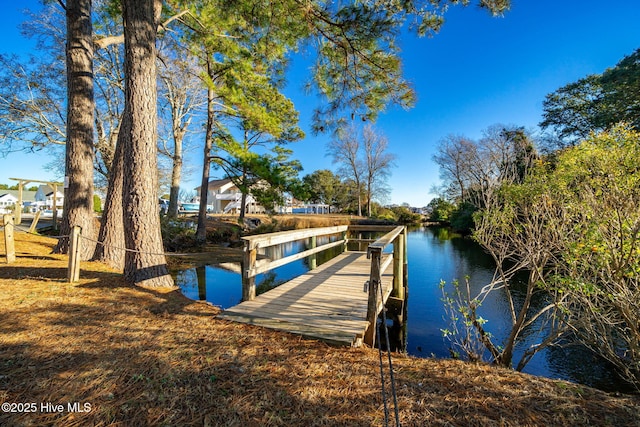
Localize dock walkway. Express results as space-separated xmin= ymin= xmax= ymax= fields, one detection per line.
xmin=219 ymin=251 xmax=394 ymax=346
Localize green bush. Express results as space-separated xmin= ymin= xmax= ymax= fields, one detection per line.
xmin=450 ymin=202 xmax=477 ymax=234
xmin=426 ymin=197 xmax=455 ymax=222
xmin=390 ymin=206 xmax=421 ymax=224
xmin=93 ymin=195 xmax=102 ymax=212
xmin=160 ymin=217 xmax=197 ymax=252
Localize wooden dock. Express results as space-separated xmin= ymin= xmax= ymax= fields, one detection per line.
xmin=218 ymin=225 xmax=407 ymax=347
xmin=219 ymin=251 xmax=394 ymax=346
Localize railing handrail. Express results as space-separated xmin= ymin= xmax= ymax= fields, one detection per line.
xmin=245 ymin=239 xmax=345 ymax=279
xmin=242 ymin=225 xmax=349 ymax=250
xmin=242 ymin=225 xmax=350 ymax=300
xmin=367 ymin=226 xmax=405 ymax=253
xmin=240 ymin=224 xmax=407 ymax=303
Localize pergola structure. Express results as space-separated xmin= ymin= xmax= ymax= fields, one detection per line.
xmin=9 ymin=177 xmax=64 ymax=229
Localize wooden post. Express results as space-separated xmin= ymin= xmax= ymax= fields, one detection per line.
xmin=242 ymin=241 xmax=257 ymax=301
xmin=403 ymin=227 xmax=408 ymax=289
xmin=342 ymin=229 xmax=348 ymax=252
xmin=393 ymin=232 xmax=405 ymax=300
xmin=309 ymin=235 xmax=317 ymax=270
xmin=3 ymin=214 xmax=16 ymax=264
xmin=364 ymin=248 xmax=381 ymax=347
xmin=67 ymin=225 xmax=82 ymax=282
xmin=29 ymin=210 xmax=42 ymax=234
xmin=16 ymin=182 xmax=23 ymax=225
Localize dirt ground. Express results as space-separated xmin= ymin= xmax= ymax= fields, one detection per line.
xmin=1 ymin=231 xmax=639 ymax=426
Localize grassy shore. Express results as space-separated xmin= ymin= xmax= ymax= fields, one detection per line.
xmin=1 ymin=231 xmax=639 ymax=426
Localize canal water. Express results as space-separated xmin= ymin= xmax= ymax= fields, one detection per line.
xmin=174 ymin=226 xmax=628 ymax=392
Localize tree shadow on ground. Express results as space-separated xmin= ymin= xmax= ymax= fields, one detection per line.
xmin=0 ymin=284 xmax=386 ymax=426
xmin=2 ymin=232 xmax=638 ymax=426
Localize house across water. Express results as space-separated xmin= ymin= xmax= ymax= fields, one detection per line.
xmin=194 ymin=178 xmax=265 ymax=214
xmin=190 ymin=178 xmax=334 ymax=215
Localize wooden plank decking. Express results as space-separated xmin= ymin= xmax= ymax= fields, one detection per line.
xmin=218 ymin=251 xmax=394 ymax=347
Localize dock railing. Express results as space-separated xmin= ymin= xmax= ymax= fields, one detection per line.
xmin=241 ymin=225 xmax=349 ymax=301
xmin=364 ymin=225 xmax=406 ymax=347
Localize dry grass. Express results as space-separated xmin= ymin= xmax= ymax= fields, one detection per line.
xmin=1 ymin=232 xmax=639 ymax=426
xmin=201 ymin=213 xmax=355 ymax=231
xmin=182 ymin=213 xmax=355 ymax=230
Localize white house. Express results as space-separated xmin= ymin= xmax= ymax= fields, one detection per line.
xmin=0 ymin=193 xmax=18 ymax=214
xmin=195 ymin=178 xmax=265 ymax=214
xmin=35 ymin=185 xmax=64 ymax=209
xmin=0 ymin=190 xmax=38 ymax=214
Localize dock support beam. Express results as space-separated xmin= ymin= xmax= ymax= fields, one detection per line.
xmin=393 ymin=232 xmax=405 ymax=300
xmin=309 ymin=235 xmax=317 ymax=270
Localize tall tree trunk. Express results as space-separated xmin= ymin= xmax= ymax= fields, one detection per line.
xmin=356 ymin=180 xmax=362 ymax=217
xmin=92 ymin=121 xmax=126 ymax=270
xmin=167 ymin=121 xmax=186 ymax=218
xmin=196 ymin=57 xmax=215 ymax=243
xmin=239 ymin=172 xmax=248 ymax=223
xmin=121 ymin=0 xmax=173 ymax=288
xmin=366 ymin=178 xmax=372 ymax=217
xmin=56 ymin=0 xmax=97 ymax=259
xmin=238 ymin=140 xmax=249 ymax=223
xmin=167 ymin=145 xmax=182 ymax=218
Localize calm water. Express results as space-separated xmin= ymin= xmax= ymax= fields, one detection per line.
xmin=174 ymin=226 xmax=629 ymax=392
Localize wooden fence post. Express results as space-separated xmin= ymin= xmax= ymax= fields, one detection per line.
xmin=242 ymin=241 xmax=257 ymax=301
xmin=364 ymin=248 xmax=381 ymax=347
xmin=29 ymin=210 xmax=42 ymax=234
xmin=3 ymin=214 xmax=16 ymax=264
xmin=67 ymin=225 xmax=82 ymax=283
xmin=15 ymin=182 xmax=23 ymax=225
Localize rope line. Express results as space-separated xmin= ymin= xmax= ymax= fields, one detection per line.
xmin=45 ymin=234 xmax=69 ymax=240
xmin=379 ymin=282 xmax=401 ymax=426
xmin=78 ymin=234 xmax=197 ymax=258
xmin=375 ymin=300 xmax=391 ymax=427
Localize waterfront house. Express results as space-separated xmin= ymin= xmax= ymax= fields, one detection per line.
xmin=195 ymin=178 xmax=265 ymax=214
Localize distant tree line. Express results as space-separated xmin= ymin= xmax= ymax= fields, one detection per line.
xmin=0 ymin=184 xmax=39 ymax=191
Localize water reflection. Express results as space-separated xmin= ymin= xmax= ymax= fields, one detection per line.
xmin=173 ymin=225 xmax=630 ymax=392
xmin=176 ymin=264 xmax=242 ymax=308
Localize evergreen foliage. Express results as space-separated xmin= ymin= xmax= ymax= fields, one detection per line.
xmin=540 ymin=48 xmax=640 ymax=149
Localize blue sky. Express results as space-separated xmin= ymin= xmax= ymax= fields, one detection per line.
xmin=1 ymin=1 xmax=639 ymax=206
